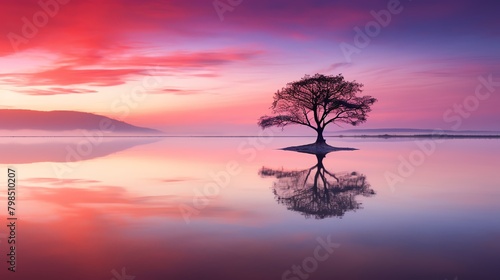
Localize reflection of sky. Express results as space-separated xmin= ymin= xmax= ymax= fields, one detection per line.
xmin=1 ymin=138 xmax=499 ymax=279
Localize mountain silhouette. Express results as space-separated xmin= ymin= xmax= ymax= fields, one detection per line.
xmin=0 ymin=109 xmax=161 ymax=134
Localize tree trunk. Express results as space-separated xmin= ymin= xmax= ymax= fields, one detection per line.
xmin=315 ymin=128 xmax=326 ymax=144
xmin=315 ymin=154 xmax=325 ymax=168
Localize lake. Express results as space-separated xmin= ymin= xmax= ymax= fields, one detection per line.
xmin=1 ymin=137 xmax=499 ymax=280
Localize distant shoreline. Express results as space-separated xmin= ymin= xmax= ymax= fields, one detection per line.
xmin=0 ymin=134 xmax=499 ymax=139
xmin=331 ymin=134 xmax=500 ymax=139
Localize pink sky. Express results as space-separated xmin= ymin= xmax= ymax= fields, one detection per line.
xmin=1 ymin=0 xmax=499 ymax=134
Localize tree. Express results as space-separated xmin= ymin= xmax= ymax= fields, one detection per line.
xmin=258 ymin=74 xmax=377 ymax=144
xmin=259 ymin=154 xmax=375 ymax=219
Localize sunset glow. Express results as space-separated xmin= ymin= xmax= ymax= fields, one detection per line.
xmin=2 ymin=2 xmax=500 ymax=279
xmin=1 ymin=0 xmax=499 ymax=133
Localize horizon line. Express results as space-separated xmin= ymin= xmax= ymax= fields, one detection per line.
xmin=1 ymin=134 xmax=500 ymax=139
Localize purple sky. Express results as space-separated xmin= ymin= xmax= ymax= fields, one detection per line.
xmin=0 ymin=0 xmax=499 ymax=134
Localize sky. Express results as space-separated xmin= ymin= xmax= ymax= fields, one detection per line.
xmin=0 ymin=0 xmax=499 ymax=134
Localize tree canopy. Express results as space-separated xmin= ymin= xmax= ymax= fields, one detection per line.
xmin=258 ymin=74 xmax=377 ymax=144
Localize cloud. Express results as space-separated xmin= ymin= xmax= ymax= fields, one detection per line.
xmin=3 ymin=66 xmax=146 ymax=86
xmin=19 ymin=87 xmax=98 ymax=95
xmin=0 ymin=0 xmax=370 ymax=56
xmin=156 ymin=88 xmax=204 ymax=95
xmin=106 ymin=50 xmax=263 ymax=68
xmin=0 ymin=49 xmax=262 ymax=88
xmin=23 ymin=177 xmax=101 ymax=185
xmin=158 ymin=177 xmax=198 ymax=183
xmin=1 ymin=0 xmax=498 ymax=58
xmin=318 ymin=63 xmax=351 ymax=73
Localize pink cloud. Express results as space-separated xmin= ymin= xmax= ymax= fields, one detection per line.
xmin=156 ymin=88 xmax=204 ymax=95
xmin=19 ymin=87 xmax=98 ymax=95
xmin=4 ymin=66 xmax=146 ymax=86
xmin=23 ymin=177 xmax=101 ymax=185
xmin=1 ymin=49 xmax=262 ymax=88
xmin=158 ymin=177 xmax=198 ymax=183
xmin=0 ymin=0 xmax=372 ymax=58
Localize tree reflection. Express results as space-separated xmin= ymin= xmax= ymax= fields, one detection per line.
xmin=259 ymin=154 xmax=375 ymax=219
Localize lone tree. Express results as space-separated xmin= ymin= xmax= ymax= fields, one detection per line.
xmin=258 ymin=74 xmax=377 ymax=145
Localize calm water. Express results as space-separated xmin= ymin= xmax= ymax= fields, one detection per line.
xmin=1 ymin=137 xmax=499 ymax=280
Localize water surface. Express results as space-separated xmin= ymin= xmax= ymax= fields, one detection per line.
xmin=0 ymin=137 xmax=499 ymax=280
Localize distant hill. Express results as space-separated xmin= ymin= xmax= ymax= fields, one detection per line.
xmin=0 ymin=109 xmax=161 ymax=134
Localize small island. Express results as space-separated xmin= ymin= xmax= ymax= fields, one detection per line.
xmin=258 ymin=73 xmax=376 ymax=154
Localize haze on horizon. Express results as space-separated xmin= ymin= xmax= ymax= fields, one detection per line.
xmin=1 ymin=0 xmax=499 ymax=135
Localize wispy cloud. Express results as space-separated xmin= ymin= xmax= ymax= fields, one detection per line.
xmin=158 ymin=177 xmax=198 ymax=183
xmin=23 ymin=178 xmax=101 ymax=186
xmin=1 ymin=49 xmax=262 ymax=89
xmin=18 ymin=87 xmax=98 ymax=96
xmin=156 ymin=88 xmax=204 ymax=96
